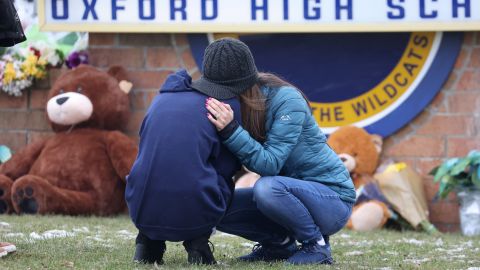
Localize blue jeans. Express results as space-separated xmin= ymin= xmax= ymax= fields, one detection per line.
xmin=218 ymin=176 xmax=353 ymax=243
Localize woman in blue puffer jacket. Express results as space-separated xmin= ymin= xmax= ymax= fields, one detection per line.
xmin=202 ymin=38 xmax=356 ymax=265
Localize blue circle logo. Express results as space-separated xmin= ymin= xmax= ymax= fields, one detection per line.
xmin=188 ymin=32 xmax=462 ymax=137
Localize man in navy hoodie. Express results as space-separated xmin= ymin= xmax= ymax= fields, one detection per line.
xmin=125 ymin=70 xmax=239 ymax=264
xmin=126 ymin=39 xmax=259 ymax=265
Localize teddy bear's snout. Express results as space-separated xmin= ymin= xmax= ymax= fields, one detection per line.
xmin=56 ymin=97 xmax=69 ymax=105
xmin=338 ymin=153 xmax=356 ymax=173
xmin=47 ymin=92 xmax=93 ymax=126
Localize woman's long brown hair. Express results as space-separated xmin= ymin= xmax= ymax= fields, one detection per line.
xmin=240 ymin=73 xmax=311 ymax=143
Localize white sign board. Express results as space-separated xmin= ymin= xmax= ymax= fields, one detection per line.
xmin=38 ymin=0 xmax=480 ymax=32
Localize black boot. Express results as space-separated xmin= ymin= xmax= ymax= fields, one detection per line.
xmin=133 ymin=232 xmax=166 ymax=264
xmin=183 ymin=235 xmax=216 ymax=265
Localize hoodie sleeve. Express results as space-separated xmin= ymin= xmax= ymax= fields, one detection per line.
xmin=222 ymin=88 xmax=308 ymax=176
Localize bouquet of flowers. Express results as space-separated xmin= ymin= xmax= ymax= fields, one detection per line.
xmin=0 ymin=25 xmax=88 ymax=96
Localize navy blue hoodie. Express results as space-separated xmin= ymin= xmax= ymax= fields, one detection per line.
xmin=125 ymin=70 xmax=241 ymax=241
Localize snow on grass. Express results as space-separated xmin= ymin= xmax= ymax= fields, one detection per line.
xmin=4 ymin=233 xmax=24 ymax=238
xmin=116 ymin=230 xmax=136 ymax=240
xmin=29 ymin=230 xmax=75 ymax=240
xmin=0 ymin=221 xmax=10 ymax=227
xmin=240 ymin=242 xmax=254 ymax=248
xmin=345 ymin=250 xmax=364 ymax=256
xmin=218 ymin=232 xmax=238 ymax=238
xmin=72 ymin=227 xmax=90 ymax=233
xmin=399 ymin=238 xmax=425 ymax=245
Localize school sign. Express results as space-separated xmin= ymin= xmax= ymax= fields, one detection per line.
xmin=38 ymin=1 xmax=469 ymax=136
xmin=39 ymin=0 xmax=480 ymax=32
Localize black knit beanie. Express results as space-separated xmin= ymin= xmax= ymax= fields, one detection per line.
xmin=192 ymin=38 xmax=259 ymax=99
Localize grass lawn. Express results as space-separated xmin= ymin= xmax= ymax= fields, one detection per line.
xmin=0 ymin=215 xmax=479 ymax=270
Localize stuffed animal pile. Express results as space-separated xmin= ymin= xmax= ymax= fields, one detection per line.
xmin=0 ymin=65 xmax=138 ymax=215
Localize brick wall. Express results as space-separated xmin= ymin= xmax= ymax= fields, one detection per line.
xmin=1 ymin=32 xmax=479 ymax=232
xmin=383 ymin=32 xmax=480 ymax=232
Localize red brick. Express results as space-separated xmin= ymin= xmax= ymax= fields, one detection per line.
xmin=182 ymin=49 xmax=198 ymax=71
xmin=416 ymin=158 xmax=443 ymax=177
xmin=434 ymin=223 xmax=460 ymax=233
xmin=0 ymin=111 xmax=49 ymax=130
xmin=0 ymin=131 xmax=27 ymax=153
xmin=129 ymin=71 xmax=172 ymax=89
xmin=417 ymin=115 xmax=475 ymax=136
xmin=447 ymin=137 xmax=480 ymax=157
xmin=89 ymin=48 xmax=144 ymax=69
xmin=386 ymin=136 xmax=445 ymax=158
xmin=146 ymin=48 xmax=180 ymax=69
xmin=129 ymin=90 xmax=158 ymax=110
xmin=429 ymin=91 xmax=447 ymax=112
xmin=468 ymin=47 xmax=480 ymax=68
xmin=0 ymin=92 xmax=27 ymax=109
xmin=146 ymin=91 xmax=158 ymax=106
xmin=442 ymin=71 xmax=458 ymax=91
xmin=125 ymin=111 xmax=146 ymax=133
xmin=28 ymin=131 xmax=53 ymax=144
xmin=89 ymin=33 xmax=116 ymax=46
xmin=34 ymin=77 xmax=50 ymax=89
xmin=447 ymin=92 xmax=480 ymax=114
xmin=119 ymin=34 xmax=171 ymax=47
xmin=174 ymin=34 xmax=189 ymax=47
xmin=48 ymin=67 xmax=69 ymax=85
xmin=464 ymin=32 xmax=475 ymax=46
xmin=423 ymin=178 xmax=458 ymax=202
xmin=454 ymin=48 xmax=469 ymax=69
xmin=410 ymin=110 xmax=431 ymax=128
xmin=29 ymin=89 xmax=50 ymax=110
xmin=390 ymin=124 xmax=414 ymax=141
xmin=428 ymin=201 xmax=460 ymax=224
xmin=456 ymin=70 xmax=480 ymax=91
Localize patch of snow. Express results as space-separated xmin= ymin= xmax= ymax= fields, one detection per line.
xmin=241 ymin=243 xmax=254 ymax=248
xmin=116 ymin=230 xmax=136 ymax=240
xmin=4 ymin=233 xmax=24 ymax=238
xmin=218 ymin=232 xmax=238 ymax=238
xmin=29 ymin=230 xmax=75 ymax=240
xmin=347 ymin=240 xmax=373 ymax=247
xmin=404 ymin=257 xmax=431 ymax=264
xmin=386 ymin=251 xmax=398 ymax=255
xmin=345 ymin=251 xmax=364 ymax=256
xmin=435 ymin=238 xmax=444 ymax=246
xmin=375 ymin=268 xmax=393 ymax=270
xmin=399 ymin=238 xmax=425 ymax=246
xmin=86 ymin=236 xmax=106 ymax=242
xmin=339 ymin=233 xmax=351 ymax=238
xmin=0 ymin=222 xmax=10 ymax=227
xmin=466 ymin=267 xmax=480 ymax=270
xmin=72 ymin=227 xmax=89 ymax=233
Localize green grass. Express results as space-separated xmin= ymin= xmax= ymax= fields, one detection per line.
xmin=1 ymin=215 xmax=479 ymax=269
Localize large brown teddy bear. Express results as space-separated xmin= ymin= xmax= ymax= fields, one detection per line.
xmin=327 ymin=126 xmax=390 ymax=232
xmin=0 ymin=65 xmax=138 ymax=215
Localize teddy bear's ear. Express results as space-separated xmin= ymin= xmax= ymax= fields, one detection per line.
xmin=107 ymin=66 xmax=133 ymax=94
xmin=370 ymin=134 xmax=383 ymax=153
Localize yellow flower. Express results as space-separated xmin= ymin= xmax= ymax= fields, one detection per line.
xmin=2 ymin=62 xmax=16 ymax=85
xmin=22 ymin=54 xmax=40 ymax=77
xmin=38 ymin=57 xmax=48 ymax=67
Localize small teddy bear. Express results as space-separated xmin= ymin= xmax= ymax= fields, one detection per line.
xmin=327 ymin=126 xmax=391 ymax=232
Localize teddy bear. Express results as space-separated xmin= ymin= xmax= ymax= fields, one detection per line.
xmin=0 ymin=65 xmax=138 ymax=215
xmin=327 ymin=126 xmax=391 ymax=232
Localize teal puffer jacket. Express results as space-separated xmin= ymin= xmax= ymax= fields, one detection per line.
xmin=223 ymin=86 xmax=356 ymax=203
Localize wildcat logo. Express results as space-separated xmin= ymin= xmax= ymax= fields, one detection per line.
xmin=189 ymin=32 xmax=462 ymax=136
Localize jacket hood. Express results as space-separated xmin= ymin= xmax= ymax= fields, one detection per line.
xmin=160 ymin=69 xmax=193 ymax=93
